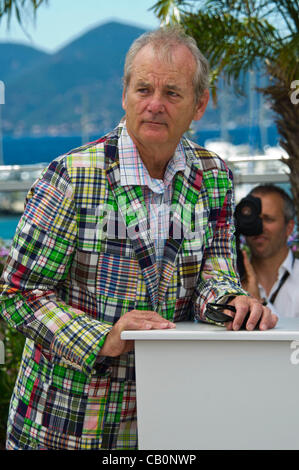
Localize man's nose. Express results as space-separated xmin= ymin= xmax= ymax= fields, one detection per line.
xmin=147 ymin=92 xmax=165 ymax=114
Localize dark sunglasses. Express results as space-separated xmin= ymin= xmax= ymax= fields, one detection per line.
xmin=205 ymin=302 xmax=260 ymax=330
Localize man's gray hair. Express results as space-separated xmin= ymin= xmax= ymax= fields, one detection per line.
xmin=250 ymin=184 xmax=295 ymax=224
xmin=123 ymin=25 xmax=210 ymax=103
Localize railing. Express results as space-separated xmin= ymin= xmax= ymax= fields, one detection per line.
xmin=0 ymin=157 xmax=291 ymax=241
xmin=226 ymin=155 xmax=289 ymax=184
xmin=0 ymin=163 xmax=46 ymax=192
xmin=223 ymin=154 xmax=290 ymax=200
xmin=0 ymin=156 xmax=290 ymax=191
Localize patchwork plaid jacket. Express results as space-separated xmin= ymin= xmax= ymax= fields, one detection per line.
xmin=0 ymin=121 xmax=245 ymax=450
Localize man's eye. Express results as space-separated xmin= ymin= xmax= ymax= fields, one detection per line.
xmin=137 ymin=88 xmax=149 ymax=94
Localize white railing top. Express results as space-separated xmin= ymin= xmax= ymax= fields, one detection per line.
xmin=0 ymin=154 xmax=290 ymax=192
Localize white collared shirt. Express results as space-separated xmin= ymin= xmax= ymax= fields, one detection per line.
xmin=259 ymin=250 xmax=299 ymax=318
xmin=118 ymin=122 xmax=186 ymax=272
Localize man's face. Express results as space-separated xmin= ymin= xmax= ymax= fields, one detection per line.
xmin=246 ymin=192 xmax=294 ymax=260
xmin=122 ymin=44 xmax=209 ymax=151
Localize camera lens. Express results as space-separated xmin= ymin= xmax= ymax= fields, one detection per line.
xmin=235 ymin=195 xmax=263 ymax=236
xmin=241 ymin=206 xmax=253 ymax=216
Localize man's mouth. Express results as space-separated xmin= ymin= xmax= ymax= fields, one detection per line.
xmin=143 ymin=120 xmax=167 ymax=126
xmin=251 ymin=234 xmax=268 ymax=242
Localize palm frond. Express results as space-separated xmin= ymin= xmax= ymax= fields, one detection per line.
xmin=150 ymin=0 xmax=189 ymax=24
xmin=0 ymin=0 xmax=46 ymax=26
xmin=183 ymin=11 xmax=280 ymax=90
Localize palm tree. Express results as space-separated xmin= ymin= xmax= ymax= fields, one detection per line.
xmin=151 ymin=0 xmax=299 ymax=233
xmin=0 ymin=0 xmax=46 ymax=25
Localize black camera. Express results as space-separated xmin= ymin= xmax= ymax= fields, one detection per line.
xmin=234 ymin=195 xmax=263 ymax=279
xmin=235 ymin=195 xmax=263 ymax=236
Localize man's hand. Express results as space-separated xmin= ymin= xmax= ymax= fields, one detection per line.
xmin=241 ymin=250 xmax=262 ymax=301
xmin=225 ymin=295 xmax=278 ymax=331
xmin=99 ymin=309 xmax=176 ymax=357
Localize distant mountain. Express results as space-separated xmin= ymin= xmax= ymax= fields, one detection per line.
xmin=1 ymin=21 xmax=148 ymax=136
xmin=0 ymin=43 xmax=49 ymax=81
xmin=0 ymin=21 xmax=275 ymax=138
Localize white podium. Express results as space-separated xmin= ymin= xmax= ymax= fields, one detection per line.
xmin=121 ymin=318 xmax=299 ymax=450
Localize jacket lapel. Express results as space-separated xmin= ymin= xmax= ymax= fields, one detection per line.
xmin=158 ymin=161 xmax=204 ymax=307
xmin=106 ymin=160 xmax=159 ymax=310
xmin=104 ymin=126 xmax=205 ymax=313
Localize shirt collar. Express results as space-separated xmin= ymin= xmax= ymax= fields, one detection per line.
xmin=119 ymin=121 xmax=186 ymax=193
xmin=279 ymin=249 xmax=294 ymax=277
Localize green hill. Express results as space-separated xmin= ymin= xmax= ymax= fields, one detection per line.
xmin=0 ymin=42 xmax=49 ymax=81
xmin=0 ymin=21 xmax=274 ymax=137
xmin=1 ymin=21 xmax=146 ymax=136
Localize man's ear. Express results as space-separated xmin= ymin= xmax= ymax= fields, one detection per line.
xmin=193 ymin=89 xmax=209 ymax=121
xmin=286 ymin=219 xmax=295 ymax=239
xmin=122 ymin=88 xmax=127 ymax=111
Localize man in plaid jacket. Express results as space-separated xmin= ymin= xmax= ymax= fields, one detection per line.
xmin=0 ymin=26 xmax=277 ymax=450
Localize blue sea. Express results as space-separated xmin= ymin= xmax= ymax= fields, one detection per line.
xmin=0 ymin=215 xmax=21 ymax=242
xmin=0 ymin=125 xmax=281 ymax=241
xmin=2 ymin=125 xmax=280 ymax=166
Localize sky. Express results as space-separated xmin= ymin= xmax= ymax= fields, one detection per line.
xmin=0 ymin=0 xmax=160 ymax=52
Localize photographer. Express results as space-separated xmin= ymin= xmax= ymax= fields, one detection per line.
xmin=238 ymin=184 xmax=299 ymax=318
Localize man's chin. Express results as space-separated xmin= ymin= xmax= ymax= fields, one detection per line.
xmin=250 ymin=248 xmax=271 ymax=259
xmin=139 ymin=129 xmax=169 ymax=144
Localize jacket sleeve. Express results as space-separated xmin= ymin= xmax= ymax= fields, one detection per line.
xmin=192 ymin=165 xmax=248 ymax=322
xmin=0 ymin=160 xmax=112 ymax=375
